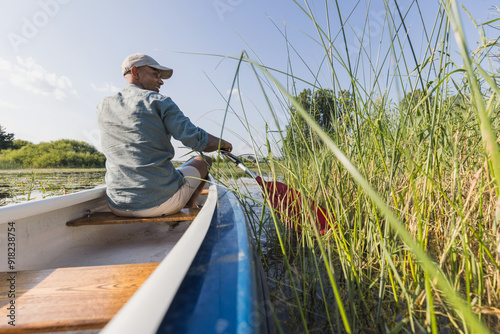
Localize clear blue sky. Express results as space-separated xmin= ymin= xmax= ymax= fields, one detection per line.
xmin=0 ymin=0 xmax=497 ymax=160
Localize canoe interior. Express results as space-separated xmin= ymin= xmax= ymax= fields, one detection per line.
xmin=0 ymin=190 xmax=207 ymax=272
xmin=0 ymin=186 xmax=209 ymax=333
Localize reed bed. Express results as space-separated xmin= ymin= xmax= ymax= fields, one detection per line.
xmin=214 ymin=0 xmax=500 ymax=332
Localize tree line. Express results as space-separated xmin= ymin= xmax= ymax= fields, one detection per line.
xmin=283 ymin=87 xmax=474 ymax=155
xmin=0 ymin=125 xmax=105 ymax=168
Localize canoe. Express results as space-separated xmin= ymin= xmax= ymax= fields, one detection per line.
xmin=0 ymin=179 xmax=272 ymax=333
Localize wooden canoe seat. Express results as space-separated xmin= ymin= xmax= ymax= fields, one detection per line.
xmin=67 ymin=207 xmax=201 ymax=227
xmin=66 ymin=188 xmax=209 ymax=227
xmin=0 ymin=263 xmax=158 ymax=332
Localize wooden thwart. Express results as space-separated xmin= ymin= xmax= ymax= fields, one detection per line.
xmin=67 ymin=207 xmax=201 ymax=227
xmin=0 ymin=263 xmax=159 ymax=333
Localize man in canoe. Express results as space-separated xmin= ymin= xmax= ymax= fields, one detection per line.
xmin=96 ymin=53 xmax=232 ymax=217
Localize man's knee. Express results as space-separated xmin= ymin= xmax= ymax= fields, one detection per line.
xmin=204 ymin=155 xmax=212 ymax=167
xmin=194 ymin=155 xmax=212 ymax=167
xmin=189 ymin=155 xmax=212 ymax=177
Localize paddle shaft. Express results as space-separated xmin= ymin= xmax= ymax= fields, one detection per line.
xmin=220 ymin=151 xmax=258 ymax=179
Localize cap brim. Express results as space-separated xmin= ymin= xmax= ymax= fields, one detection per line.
xmin=150 ymin=65 xmax=173 ymax=79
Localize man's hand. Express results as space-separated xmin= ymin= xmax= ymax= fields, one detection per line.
xmin=204 ymin=133 xmax=233 ymax=152
xmin=218 ymin=138 xmax=232 ymax=152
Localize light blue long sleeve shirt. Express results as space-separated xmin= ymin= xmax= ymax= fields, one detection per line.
xmin=96 ymin=84 xmax=208 ymax=211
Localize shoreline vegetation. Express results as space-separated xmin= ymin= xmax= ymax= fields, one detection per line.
xmin=0 ymin=139 xmax=106 ymax=169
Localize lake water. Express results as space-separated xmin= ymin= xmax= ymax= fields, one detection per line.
xmin=0 ymin=169 xmax=106 ymax=206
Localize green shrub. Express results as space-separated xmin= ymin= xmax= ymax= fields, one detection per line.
xmin=0 ymin=139 xmax=105 ymax=168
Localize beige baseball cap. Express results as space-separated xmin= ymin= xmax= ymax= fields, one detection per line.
xmin=121 ymin=53 xmax=173 ymax=79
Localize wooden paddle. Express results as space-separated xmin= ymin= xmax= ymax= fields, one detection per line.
xmin=220 ymin=150 xmax=333 ymax=234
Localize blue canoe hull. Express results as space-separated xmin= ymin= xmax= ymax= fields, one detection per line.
xmin=157 ymin=184 xmax=273 ymax=334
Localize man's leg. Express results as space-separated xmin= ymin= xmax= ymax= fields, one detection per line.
xmin=184 ymin=155 xmax=212 ymax=208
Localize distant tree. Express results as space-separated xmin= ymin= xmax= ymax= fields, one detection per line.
xmin=399 ymin=89 xmax=434 ymax=118
xmin=0 ymin=125 xmax=14 ymax=150
xmin=285 ymin=88 xmax=354 ymax=153
xmin=12 ymin=139 xmax=31 ymax=150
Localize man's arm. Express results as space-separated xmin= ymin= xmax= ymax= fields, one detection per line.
xmin=204 ymin=133 xmax=233 ymax=152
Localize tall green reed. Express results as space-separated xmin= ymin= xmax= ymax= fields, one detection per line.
xmin=213 ymin=0 xmax=500 ymax=332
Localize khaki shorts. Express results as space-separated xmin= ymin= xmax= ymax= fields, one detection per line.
xmin=110 ymin=166 xmax=202 ymax=217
